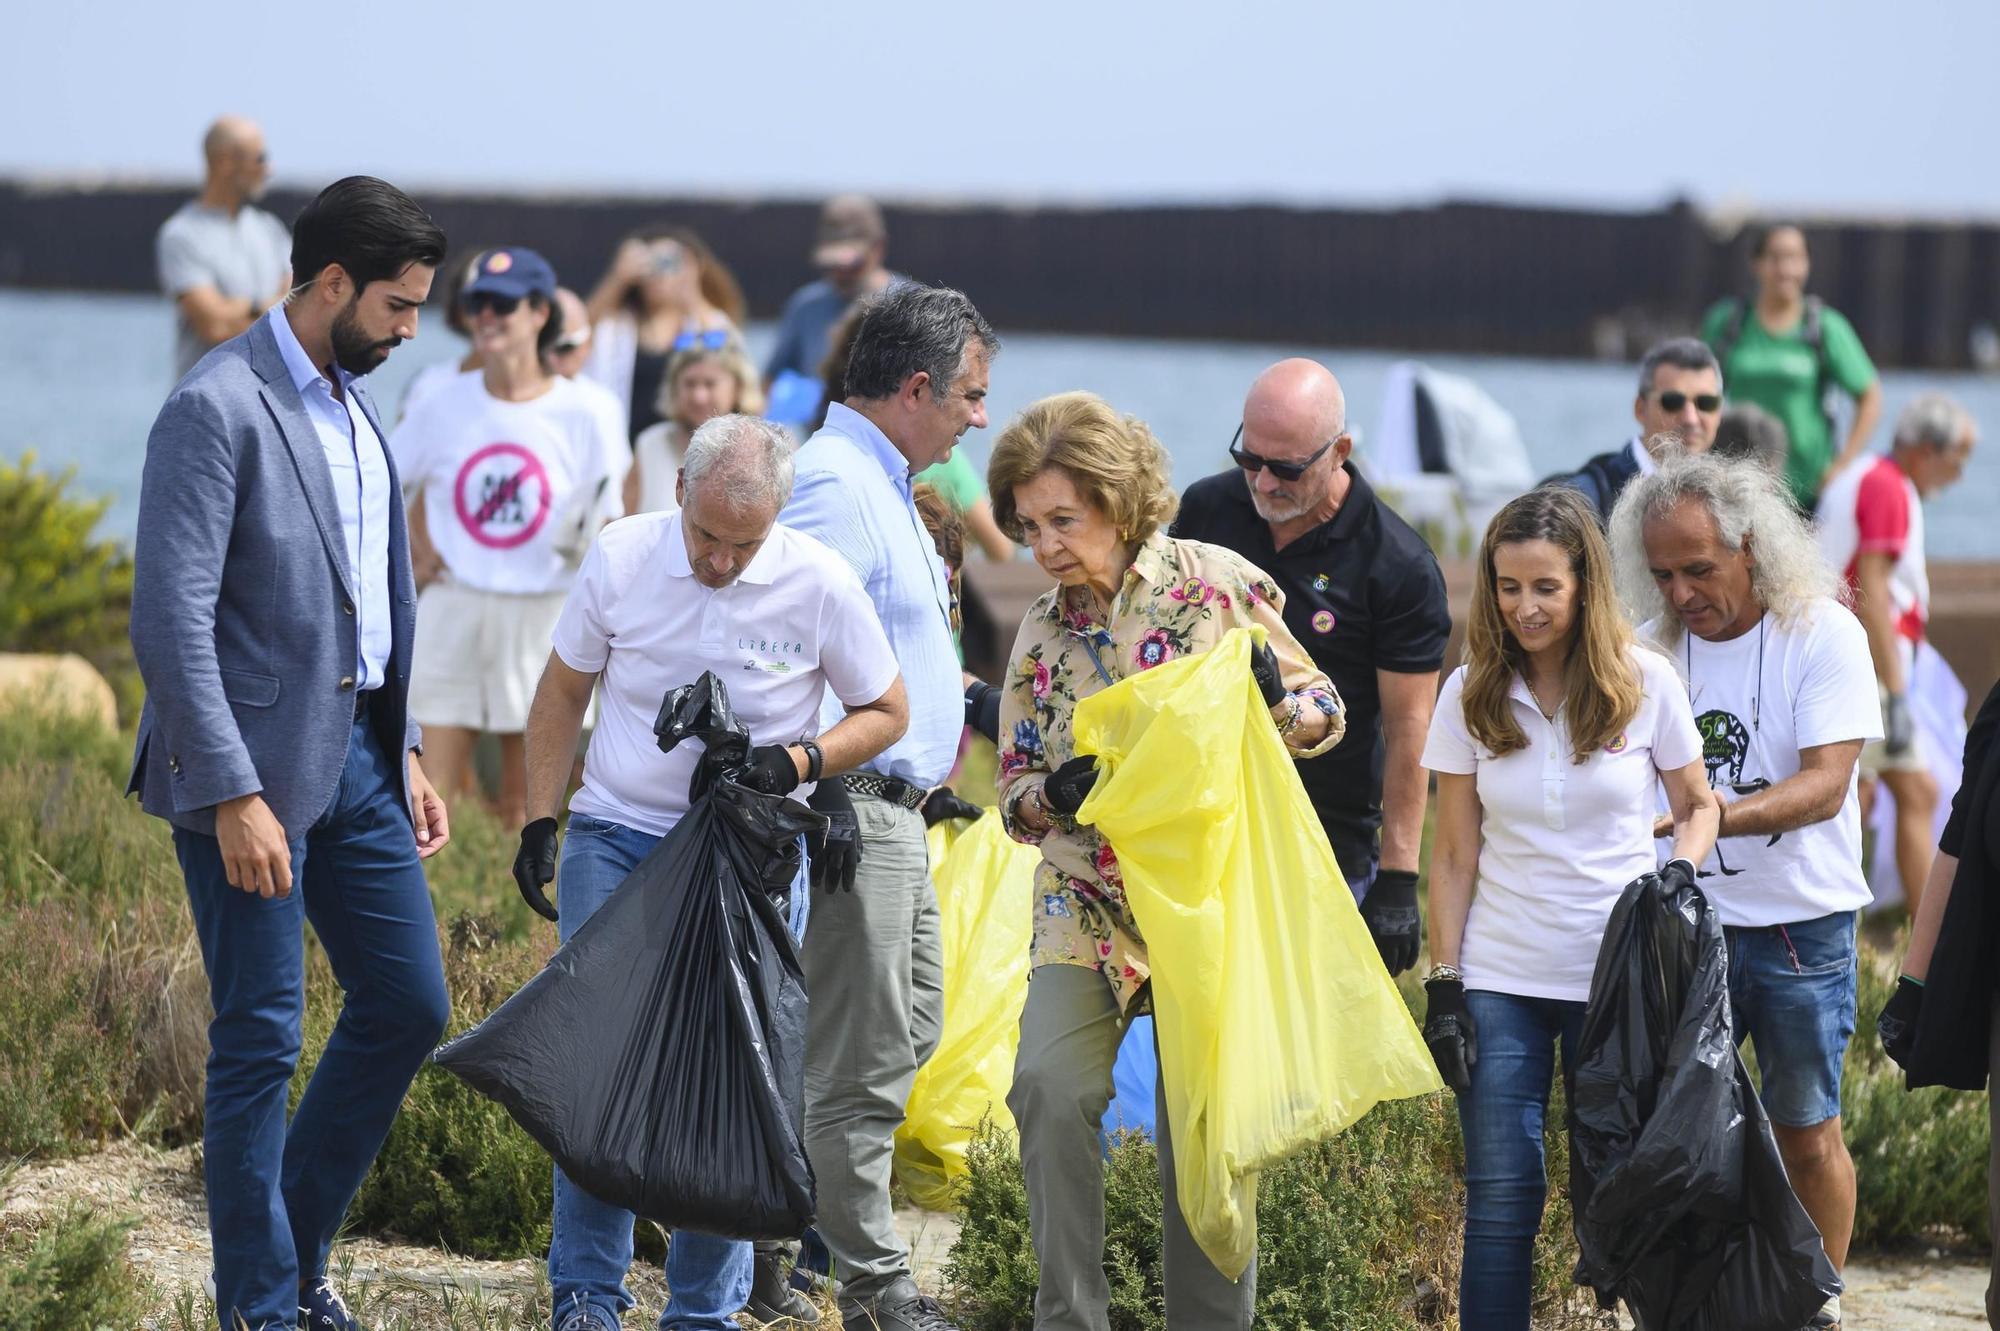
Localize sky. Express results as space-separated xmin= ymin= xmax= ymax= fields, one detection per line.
xmin=8 ymin=1 xmax=2000 ymax=216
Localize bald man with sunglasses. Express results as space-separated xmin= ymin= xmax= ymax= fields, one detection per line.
xmin=1171 ymin=358 xmax=1450 ymax=977
xmin=1550 ymin=336 xmax=1724 ymax=525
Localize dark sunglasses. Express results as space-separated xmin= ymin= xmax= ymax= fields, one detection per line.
xmin=1228 ymin=423 xmax=1338 ymax=482
xmin=1656 ymin=390 xmax=1722 ymax=413
xmin=465 ymin=292 xmax=522 ymax=317
xmin=671 ymin=328 xmax=732 ymax=352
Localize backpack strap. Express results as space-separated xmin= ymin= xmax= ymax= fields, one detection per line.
xmin=1714 ymin=297 xmax=1750 ymax=368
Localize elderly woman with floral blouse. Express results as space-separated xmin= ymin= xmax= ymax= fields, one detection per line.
xmin=989 ymin=390 xmax=1344 ymax=1331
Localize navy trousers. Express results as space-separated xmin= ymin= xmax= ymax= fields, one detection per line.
xmin=173 ymin=714 xmax=449 ymax=1331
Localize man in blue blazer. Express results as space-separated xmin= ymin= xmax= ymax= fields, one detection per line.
xmin=129 ymin=176 xmax=452 ymax=1331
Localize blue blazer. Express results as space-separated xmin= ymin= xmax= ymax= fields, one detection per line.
xmin=127 ymin=316 xmax=422 ymax=837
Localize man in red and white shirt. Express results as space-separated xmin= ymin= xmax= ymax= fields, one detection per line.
xmin=1817 ymin=393 xmax=1976 ymax=912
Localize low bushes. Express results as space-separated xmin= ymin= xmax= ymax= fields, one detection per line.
xmin=0 ymin=1196 xmax=152 ymax=1330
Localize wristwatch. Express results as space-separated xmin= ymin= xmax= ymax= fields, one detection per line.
xmin=797 ymin=736 xmax=824 ymax=785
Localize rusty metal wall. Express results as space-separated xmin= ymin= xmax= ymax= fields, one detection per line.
xmin=2 ymin=182 xmax=1992 ymax=367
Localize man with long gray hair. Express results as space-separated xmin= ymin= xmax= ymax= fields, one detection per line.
xmin=780 ymin=281 xmax=998 ymax=1331
xmin=1611 ymin=447 xmax=1880 ymax=1330
xmin=513 ymin=414 xmax=909 ymax=1331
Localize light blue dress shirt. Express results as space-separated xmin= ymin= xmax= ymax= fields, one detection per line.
xmin=268 ymin=308 xmax=394 ymax=690
xmin=782 ymin=402 xmax=962 ymax=789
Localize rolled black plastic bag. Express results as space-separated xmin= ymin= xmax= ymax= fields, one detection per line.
xmin=434 ymin=673 xmax=822 ymax=1239
xmin=1568 ymin=872 xmax=1841 ymax=1331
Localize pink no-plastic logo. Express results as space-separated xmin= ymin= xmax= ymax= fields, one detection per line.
xmin=454 ymin=442 xmax=550 ymax=549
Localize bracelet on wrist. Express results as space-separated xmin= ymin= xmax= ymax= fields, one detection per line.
xmin=1425 ymin=963 xmax=1462 ymax=984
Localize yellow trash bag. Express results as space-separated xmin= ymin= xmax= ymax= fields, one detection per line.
xmin=1071 ymin=626 xmax=1441 ymax=1277
xmin=894 ymin=807 xmax=1039 ymax=1210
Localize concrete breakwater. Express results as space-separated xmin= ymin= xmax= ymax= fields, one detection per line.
xmin=3 ymin=181 xmax=1997 ymax=369
xmin=961 ymin=559 xmax=2000 ymax=717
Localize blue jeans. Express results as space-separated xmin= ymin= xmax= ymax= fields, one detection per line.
xmin=548 ymin=813 xmax=808 ymax=1331
xmin=1457 ymin=989 xmax=1588 ymax=1331
xmin=1724 ymin=911 xmax=1858 ymax=1127
xmin=173 ymin=715 xmax=449 ymax=1331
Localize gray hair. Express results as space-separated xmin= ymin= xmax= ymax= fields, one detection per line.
xmin=1609 ymin=441 xmax=1841 ymax=645
xmin=1893 ymin=393 xmax=1973 ymax=452
xmin=1636 ymin=336 xmax=1723 ymax=398
xmin=842 ymin=282 xmax=1000 ymax=403
xmin=1710 ymin=403 xmax=1788 ymax=472
xmin=681 ymin=414 xmax=795 ymax=511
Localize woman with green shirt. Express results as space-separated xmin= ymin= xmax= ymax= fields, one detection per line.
xmin=1702 ymin=224 xmax=1882 ymax=510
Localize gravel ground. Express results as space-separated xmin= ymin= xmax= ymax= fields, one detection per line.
xmin=2 ymin=1141 xmax=1984 ymax=1328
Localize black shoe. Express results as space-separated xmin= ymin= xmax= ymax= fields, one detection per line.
xmin=839 ymin=1278 xmax=957 ymax=1331
xmin=298 ymin=1277 xmax=363 ymax=1331
xmin=748 ymin=1243 xmax=821 ymax=1325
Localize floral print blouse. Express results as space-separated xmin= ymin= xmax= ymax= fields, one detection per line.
xmin=996 ymin=531 xmax=1344 ymax=1011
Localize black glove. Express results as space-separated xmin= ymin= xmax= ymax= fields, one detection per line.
xmin=1884 ymin=691 xmax=1916 ymax=757
xmin=1877 ymin=975 xmax=1924 ymax=1068
xmin=807 ymin=779 xmax=861 ymax=893
xmin=740 ymin=744 xmax=803 ymax=797
xmin=964 ymin=680 xmax=1002 ymax=746
xmin=1654 ymin=857 xmax=1698 ymax=900
xmin=1042 ymin=756 xmax=1100 ymax=817
xmin=1359 ymin=869 xmax=1422 ymax=976
xmin=922 ymin=786 xmax=984 ymax=827
xmin=1250 ymin=639 xmax=1288 ymax=709
xmin=513 ymin=816 xmax=560 ymax=922
xmin=1422 ymin=977 xmax=1476 ymax=1096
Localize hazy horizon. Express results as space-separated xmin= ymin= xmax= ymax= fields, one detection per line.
xmin=8 ymin=1 xmax=1999 ymax=219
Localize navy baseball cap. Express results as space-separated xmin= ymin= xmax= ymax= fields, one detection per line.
xmin=463 ymin=247 xmax=556 ymax=302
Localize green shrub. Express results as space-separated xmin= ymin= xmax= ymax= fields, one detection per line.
xmin=0 ymin=1201 xmax=152 ymax=1330
xmin=1844 ymin=948 xmax=1992 ymax=1247
xmin=0 ymin=902 xmax=145 ymax=1155
xmin=335 ymin=916 xmax=557 ymax=1259
xmin=946 ymin=1092 xmax=1584 ymax=1330
xmin=0 ymin=455 xmax=139 ymax=724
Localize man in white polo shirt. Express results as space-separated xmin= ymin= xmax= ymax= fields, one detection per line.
xmin=1611 ymin=450 xmax=1881 ymax=1331
xmin=512 ymin=413 xmax=908 ymax=1331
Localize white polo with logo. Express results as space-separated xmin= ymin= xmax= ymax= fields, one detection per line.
xmin=552 ymin=511 xmax=901 ymax=837
xmin=1422 ymin=646 xmax=1704 ymax=1002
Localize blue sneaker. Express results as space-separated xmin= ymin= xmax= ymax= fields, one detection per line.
xmin=298 ymin=1277 xmax=362 ymax=1331
xmin=555 ymin=1300 xmax=619 ymax=1331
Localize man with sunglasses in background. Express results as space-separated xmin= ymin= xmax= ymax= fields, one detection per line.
xmin=1550 ymin=336 xmax=1724 ymax=524
xmin=1171 ymin=358 xmax=1449 ymax=977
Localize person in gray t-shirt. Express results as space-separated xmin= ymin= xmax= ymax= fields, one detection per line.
xmin=157 ymin=116 xmax=292 ymax=381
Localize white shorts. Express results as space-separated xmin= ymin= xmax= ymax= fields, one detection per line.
xmin=408 ymin=581 xmax=568 ymax=733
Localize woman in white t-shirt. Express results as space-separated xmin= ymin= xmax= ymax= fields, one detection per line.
xmin=1420 ymin=485 xmax=1717 ymax=1331
xmin=578 ymin=226 xmax=746 ymax=443
xmin=389 ymin=247 xmax=628 ymax=827
xmin=624 ymin=339 xmax=767 ymax=515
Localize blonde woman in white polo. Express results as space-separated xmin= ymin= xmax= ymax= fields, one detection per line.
xmin=1420 ymin=485 xmax=1717 ymax=1331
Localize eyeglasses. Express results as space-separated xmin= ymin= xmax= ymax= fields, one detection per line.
xmin=551 ymin=332 xmax=591 ymax=354
xmin=671 ymin=328 xmax=732 ymax=353
xmin=465 ymin=293 xmax=521 ymax=317
xmin=1656 ymin=391 xmax=1722 ymax=413
xmin=1228 ymin=424 xmax=1339 ymax=482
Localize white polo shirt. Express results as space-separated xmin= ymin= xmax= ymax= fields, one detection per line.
xmin=1422 ymin=646 xmax=1703 ymax=1002
xmin=552 ymin=511 xmax=901 ymax=837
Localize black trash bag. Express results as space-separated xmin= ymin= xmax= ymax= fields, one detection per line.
xmin=434 ymin=672 xmax=824 ymax=1239
xmin=1568 ymin=871 xmax=1841 ymax=1330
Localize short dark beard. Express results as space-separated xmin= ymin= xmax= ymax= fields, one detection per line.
xmin=330 ymin=290 xmax=399 ymax=375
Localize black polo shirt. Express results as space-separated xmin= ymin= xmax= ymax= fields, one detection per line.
xmin=1171 ymin=462 xmax=1451 ymax=880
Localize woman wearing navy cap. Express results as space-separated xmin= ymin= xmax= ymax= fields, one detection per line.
xmin=388 ymin=247 xmax=629 ymax=827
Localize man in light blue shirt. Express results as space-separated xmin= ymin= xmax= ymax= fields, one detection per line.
xmin=267 ymin=297 xmax=396 ymax=689
xmin=780 ymin=282 xmax=997 ymax=1331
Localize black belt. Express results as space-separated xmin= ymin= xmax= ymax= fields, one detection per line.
xmin=841 ymin=771 xmax=925 ymax=810
xmin=354 ymin=687 xmax=377 ymax=720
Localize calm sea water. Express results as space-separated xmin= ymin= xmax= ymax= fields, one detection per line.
xmin=5 ymin=288 xmax=1996 ymax=557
